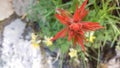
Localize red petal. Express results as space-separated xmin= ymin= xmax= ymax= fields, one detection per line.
xmin=51 ymin=28 xmax=67 ymax=41
xmin=79 ymin=0 xmax=88 ymax=12
xmin=73 ymin=36 xmax=77 ymax=47
xmin=78 ymin=0 xmax=88 ymax=21
xmin=56 ymin=9 xmax=72 ymax=18
xmin=55 ymin=9 xmax=71 ymax=26
xmin=79 ymin=10 xmax=88 ymax=21
xmin=68 ymin=30 xmax=74 ymax=41
xmin=82 ymin=22 xmax=104 ymax=31
xmin=73 ymin=5 xmax=79 ymax=22
xmin=78 ymin=30 xmax=85 ymax=40
xmin=77 ymin=36 xmax=85 ymax=51
xmin=55 ymin=14 xmax=70 ymax=26
xmin=73 ymin=0 xmax=88 ymax=22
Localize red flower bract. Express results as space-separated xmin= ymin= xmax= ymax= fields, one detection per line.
xmin=51 ymin=0 xmax=103 ymax=51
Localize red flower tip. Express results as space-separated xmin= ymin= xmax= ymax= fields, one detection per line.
xmin=73 ymin=0 xmax=88 ymax=22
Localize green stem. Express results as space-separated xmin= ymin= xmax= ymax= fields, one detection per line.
xmin=81 ymin=53 xmax=86 ymax=68
xmin=111 ymin=33 xmax=119 ymax=47
xmin=97 ymin=46 xmax=100 ymax=68
xmin=60 ymin=54 xmax=64 ymax=68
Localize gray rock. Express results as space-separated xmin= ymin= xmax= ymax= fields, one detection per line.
xmin=0 ymin=19 xmax=43 ymax=68
xmin=13 ymin=0 xmax=36 ymax=16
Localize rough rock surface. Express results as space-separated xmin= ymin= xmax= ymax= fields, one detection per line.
xmin=0 ymin=19 xmax=42 ymax=68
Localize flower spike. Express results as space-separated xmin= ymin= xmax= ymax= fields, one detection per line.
xmin=52 ymin=0 xmax=103 ymax=51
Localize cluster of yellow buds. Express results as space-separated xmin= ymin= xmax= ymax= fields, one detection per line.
xmin=31 ymin=33 xmax=53 ymax=48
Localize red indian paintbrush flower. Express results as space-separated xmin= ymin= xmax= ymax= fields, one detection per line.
xmin=51 ymin=0 xmax=103 ymax=51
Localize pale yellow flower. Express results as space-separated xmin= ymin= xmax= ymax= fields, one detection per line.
xmin=68 ymin=48 xmax=78 ymax=58
xmin=86 ymin=31 xmax=96 ymax=43
xmin=89 ymin=36 xmax=96 ymax=43
xmin=31 ymin=33 xmax=41 ymax=48
xmin=43 ymin=36 xmax=53 ymax=46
